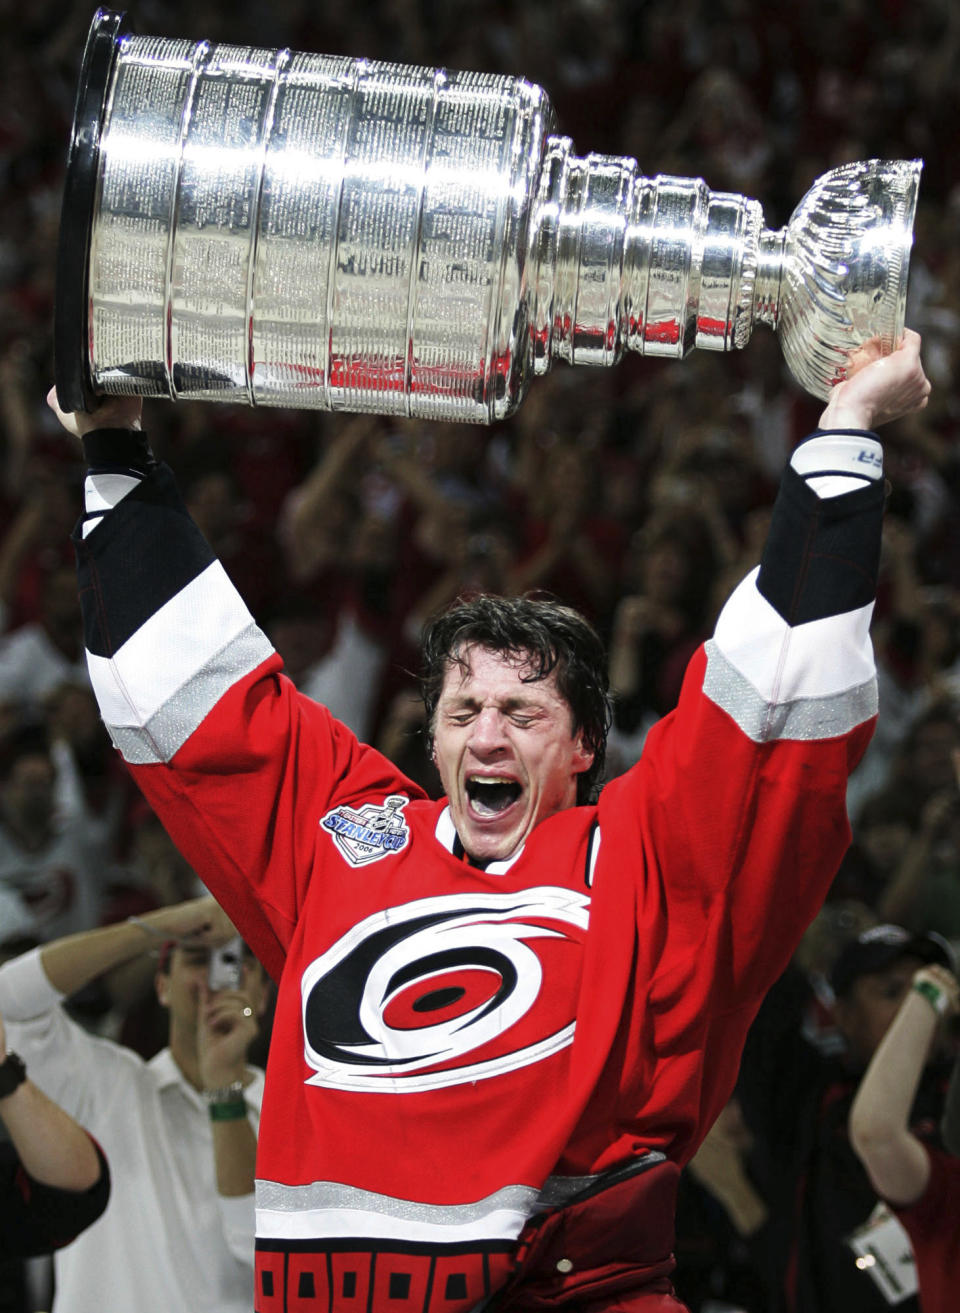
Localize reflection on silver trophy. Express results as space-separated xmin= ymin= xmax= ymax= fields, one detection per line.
xmin=55 ymin=9 xmax=922 ymax=424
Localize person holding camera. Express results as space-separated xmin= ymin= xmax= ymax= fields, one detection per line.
xmin=0 ymin=895 xmax=267 ymax=1313
xmin=850 ymin=959 xmax=960 ymax=1313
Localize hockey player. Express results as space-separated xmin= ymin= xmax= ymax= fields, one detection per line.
xmin=48 ymin=330 xmax=930 ymax=1313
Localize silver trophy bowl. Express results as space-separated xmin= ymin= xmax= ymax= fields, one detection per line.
xmin=55 ymin=9 xmax=922 ymax=423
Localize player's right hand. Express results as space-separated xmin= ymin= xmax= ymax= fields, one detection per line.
xmin=46 ymin=386 xmax=142 ymax=438
xmin=817 ymin=328 xmax=931 ymax=432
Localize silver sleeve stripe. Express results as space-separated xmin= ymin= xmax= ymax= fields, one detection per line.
xmin=703 ymin=639 xmax=878 ymax=743
xmin=255 ymin=1180 xmax=540 ymax=1243
xmin=103 ymin=621 xmax=275 ymax=764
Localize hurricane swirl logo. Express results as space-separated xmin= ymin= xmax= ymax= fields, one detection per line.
xmin=301 ymin=888 xmax=590 ymax=1092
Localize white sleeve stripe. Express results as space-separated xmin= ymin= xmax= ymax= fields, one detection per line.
xmin=85 ymin=560 xmax=258 ymax=730
xmin=713 ymin=569 xmax=875 ymax=703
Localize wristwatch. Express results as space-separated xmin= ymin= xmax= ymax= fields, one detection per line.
xmin=0 ymin=1051 xmax=27 ymax=1100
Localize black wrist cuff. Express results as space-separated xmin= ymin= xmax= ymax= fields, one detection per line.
xmin=81 ymin=428 xmax=156 ymax=472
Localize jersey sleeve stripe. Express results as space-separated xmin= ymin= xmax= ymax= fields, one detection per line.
xmin=85 ymin=560 xmax=274 ymax=763
xmin=703 ymin=640 xmax=877 ymax=743
xmin=714 ymin=569 xmax=875 ymax=699
xmin=74 ymin=464 xmax=217 ymax=658
xmin=705 ymin=568 xmax=877 ymax=741
xmin=103 ymin=625 xmax=275 ymax=764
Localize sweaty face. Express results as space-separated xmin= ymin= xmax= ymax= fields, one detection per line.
xmin=432 ymin=644 xmax=593 ymax=863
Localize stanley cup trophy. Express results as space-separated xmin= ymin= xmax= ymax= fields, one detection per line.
xmin=55 ymin=8 xmax=923 ymax=425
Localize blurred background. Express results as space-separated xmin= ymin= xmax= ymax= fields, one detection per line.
xmin=1 ymin=2 xmax=959 ymax=1310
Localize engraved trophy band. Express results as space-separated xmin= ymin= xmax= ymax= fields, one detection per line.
xmin=55 ymin=8 xmax=923 ymax=424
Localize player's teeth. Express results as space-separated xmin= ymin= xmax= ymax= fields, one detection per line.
xmin=466 ymin=778 xmax=521 ymax=814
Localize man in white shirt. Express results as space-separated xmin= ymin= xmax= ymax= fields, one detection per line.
xmin=0 ymin=894 xmax=267 ymax=1313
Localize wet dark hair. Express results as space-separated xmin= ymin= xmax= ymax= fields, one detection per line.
xmin=420 ymin=593 xmax=612 ymax=804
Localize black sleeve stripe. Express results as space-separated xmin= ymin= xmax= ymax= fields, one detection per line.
xmin=756 ymin=463 xmax=885 ymax=626
xmin=72 ymin=463 xmax=216 ymax=658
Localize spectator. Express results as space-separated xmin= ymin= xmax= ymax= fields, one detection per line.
xmin=833 ymin=788 xmax=919 ymax=908
xmin=0 ymin=1005 xmax=109 ymax=1312
xmin=508 ymin=433 xmax=626 ymax=627
xmin=738 ymin=924 xmax=956 ymax=1313
xmin=677 ymin=1097 xmax=770 ymax=1312
xmin=44 ymin=680 xmax=137 ymax=862
xmin=0 ymin=721 xmax=105 ymax=940
xmin=181 ymin=463 xmax=281 ymax=620
xmin=849 ymin=962 xmax=960 ymax=1313
xmin=876 ymin=781 xmax=960 ymax=942
xmin=0 ymin=896 xmax=267 ymax=1313
xmin=0 ymin=1005 xmax=109 ymax=1255
xmin=607 ymin=510 xmax=720 ymax=761
xmin=941 ymin=1041 xmax=960 ymax=1157
xmin=0 ymin=566 xmax=88 ymax=715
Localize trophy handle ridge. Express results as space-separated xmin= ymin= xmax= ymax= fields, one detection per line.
xmin=55 ymin=7 xmax=130 ymax=413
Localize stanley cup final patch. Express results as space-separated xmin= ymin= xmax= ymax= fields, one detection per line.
xmin=321 ymin=795 xmax=411 ymax=867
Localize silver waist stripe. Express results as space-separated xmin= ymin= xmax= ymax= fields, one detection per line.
xmin=255 ymin=1180 xmax=539 ymax=1242
xmin=255 ymin=1167 xmax=660 ymax=1242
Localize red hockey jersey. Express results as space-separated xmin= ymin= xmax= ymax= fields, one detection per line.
xmin=74 ymin=433 xmax=884 ymax=1312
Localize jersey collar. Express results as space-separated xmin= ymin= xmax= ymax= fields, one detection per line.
xmin=434 ymin=805 xmax=526 ymax=875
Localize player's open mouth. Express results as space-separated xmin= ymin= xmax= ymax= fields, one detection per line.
xmin=465 ymin=776 xmax=522 ymax=817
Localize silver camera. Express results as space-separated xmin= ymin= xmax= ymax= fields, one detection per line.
xmin=207 ymin=936 xmax=244 ymax=992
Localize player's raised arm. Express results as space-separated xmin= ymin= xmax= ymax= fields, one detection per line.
xmin=47 ymin=392 xmax=421 ymax=980
xmin=597 ymin=332 xmax=933 ymax=1157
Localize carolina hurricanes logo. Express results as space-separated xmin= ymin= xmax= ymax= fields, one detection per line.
xmin=301 ymin=888 xmax=590 ymax=1092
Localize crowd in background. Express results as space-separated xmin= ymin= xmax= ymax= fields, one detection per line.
xmin=1 ymin=1 xmax=960 ymax=1310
